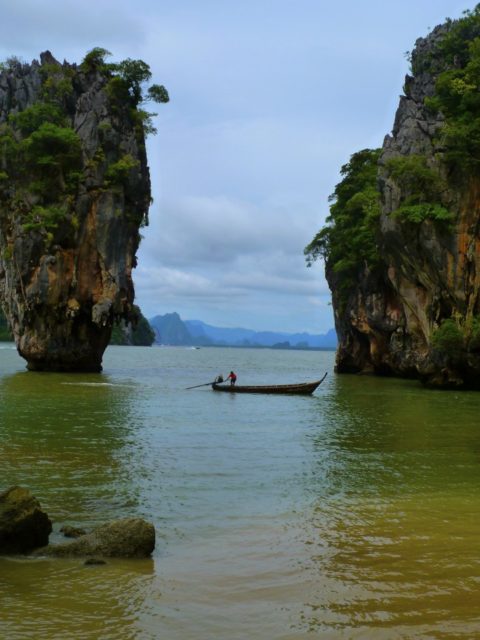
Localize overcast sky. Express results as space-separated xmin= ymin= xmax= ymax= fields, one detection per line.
xmin=0 ymin=0 xmax=471 ymax=333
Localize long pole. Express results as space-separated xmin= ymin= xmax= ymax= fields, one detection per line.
xmin=185 ymin=381 xmax=216 ymax=390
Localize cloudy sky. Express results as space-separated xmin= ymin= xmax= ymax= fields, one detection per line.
xmin=0 ymin=0 xmax=471 ymax=333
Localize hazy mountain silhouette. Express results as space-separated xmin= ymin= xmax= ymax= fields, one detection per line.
xmin=149 ymin=313 xmax=336 ymax=349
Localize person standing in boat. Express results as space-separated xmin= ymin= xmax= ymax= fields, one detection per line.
xmin=227 ymin=371 xmax=237 ymax=386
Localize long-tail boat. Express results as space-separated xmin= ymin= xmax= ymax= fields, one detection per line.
xmin=211 ymin=372 xmax=327 ymax=395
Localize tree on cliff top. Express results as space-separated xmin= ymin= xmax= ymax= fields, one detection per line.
xmin=81 ymin=47 xmax=169 ymax=135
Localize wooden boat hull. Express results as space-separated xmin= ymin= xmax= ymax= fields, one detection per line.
xmin=211 ymin=373 xmax=327 ymax=395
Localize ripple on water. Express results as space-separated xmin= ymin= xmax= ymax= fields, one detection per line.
xmin=1 ymin=348 xmax=480 ymax=638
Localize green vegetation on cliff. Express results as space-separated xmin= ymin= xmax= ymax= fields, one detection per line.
xmin=109 ymin=307 xmax=155 ymax=346
xmin=0 ymin=48 xmax=168 ymax=239
xmin=308 ymin=8 xmax=480 ymax=262
xmin=304 ymin=148 xmax=382 ymax=306
xmin=306 ymin=7 xmax=480 ymax=386
xmin=84 ymin=47 xmax=169 ymax=137
xmin=305 ymin=147 xmax=454 ymax=293
xmin=431 ymin=316 xmax=480 ymax=360
xmin=0 ymin=96 xmax=82 ymax=235
xmin=306 ymin=7 xmax=480 ymax=303
xmin=421 ymin=5 xmax=480 ymax=177
xmin=384 ymin=155 xmax=454 ymax=223
xmin=0 ymin=50 xmax=168 ymax=371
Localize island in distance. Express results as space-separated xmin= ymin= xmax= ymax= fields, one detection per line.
xmin=149 ymin=312 xmax=337 ymax=350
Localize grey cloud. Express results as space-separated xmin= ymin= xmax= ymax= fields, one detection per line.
xmin=140 ymin=194 xmax=317 ymax=267
xmin=0 ymin=1 xmax=145 ymax=59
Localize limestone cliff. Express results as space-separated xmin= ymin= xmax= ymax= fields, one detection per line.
xmin=308 ymin=9 xmax=480 ymax=388
xmin=0 ymin=50 xmax=166 ymax=371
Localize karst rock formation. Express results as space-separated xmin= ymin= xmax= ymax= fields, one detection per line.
xmin=314 ymin=10 xmax=480 ymax=388
xmin=0 ymin=50 xmax=157 ymax=371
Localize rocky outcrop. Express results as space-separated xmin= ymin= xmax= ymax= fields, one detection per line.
xmin=328 ymin=16 xmax=480 ymax=388
xmin=0 ymin=485 xmax=155 ymax=558
xmin=0 ymin=51 xmax=153 ymax=371
xmin=0 ymin=486 xmax=52 ymax=553
xmin=37 ymin=518 xmax=155 ymax=558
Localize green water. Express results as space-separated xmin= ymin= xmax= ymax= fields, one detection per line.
xmin=1 ymin=345 xmax=479 ymax=639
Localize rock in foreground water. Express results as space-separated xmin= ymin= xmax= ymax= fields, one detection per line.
xmin=38 ymin=517 xmax=155 ymax=558
xmin=0 ymin=486 xmax=52 ymax=553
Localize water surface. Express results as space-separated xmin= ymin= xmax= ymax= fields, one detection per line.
xmin=1 ymin=345 xmax=479 ymax=639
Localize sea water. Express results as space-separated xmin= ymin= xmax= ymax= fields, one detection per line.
xmin=0 ymin=344 xmax=479 ymax=639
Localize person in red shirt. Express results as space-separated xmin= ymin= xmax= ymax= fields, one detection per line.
xmin=227 ymin=371 xmax=237 ymax=386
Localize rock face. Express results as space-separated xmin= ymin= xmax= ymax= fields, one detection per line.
xmin=328 ymin=17 xmax=480 ymax=388
xmin=0 ymin=486 xmax=52 ymax=553
xmin=0 ymin=51 xmax=151 ymax=371
xmin=38 ymin=517 xmax=155 ymax=558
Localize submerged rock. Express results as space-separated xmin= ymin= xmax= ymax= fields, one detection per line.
xmin=0 ymin=486 xmax=52 ymax=554
xmin=37 ymin=517 xmax=155 ymax=558
xmin=84 ymin=557 xmax=107 ymax=566
xmin=60 ymin=524 xmax=87 ymax=538
xmin=0 ymin=486 xmax=155 ymax=559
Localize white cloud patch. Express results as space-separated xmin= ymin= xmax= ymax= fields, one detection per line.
xmin=135 ymin=193 xmax=332 ymax=332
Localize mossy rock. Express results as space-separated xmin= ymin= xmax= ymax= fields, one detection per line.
xmin=37 ymin=517 xmax=155 ymax=558
xmin=0 ymin=486 xmax=52 ymax=553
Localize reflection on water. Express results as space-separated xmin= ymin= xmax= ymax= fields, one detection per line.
xmin=0 ymin=556 xmax=155 ymax=640
xmin=1 ymin=346 xmax=480 ymax=639
xmin=297 ymin=374 xmax=480 ymax=637
xmin=0 ymin=369 xmax=143 ymax=527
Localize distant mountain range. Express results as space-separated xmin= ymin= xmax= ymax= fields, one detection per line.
xmin=149 ymin=312 xmax=337 ymax=349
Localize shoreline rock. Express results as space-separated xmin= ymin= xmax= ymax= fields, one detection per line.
xmin=0 ymin=486 xmax=155 ymax=559
xmin=0 ymin=486 xmax=52 ymax=554
xmin=35 ymin=517 xmax=155 ymax=559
